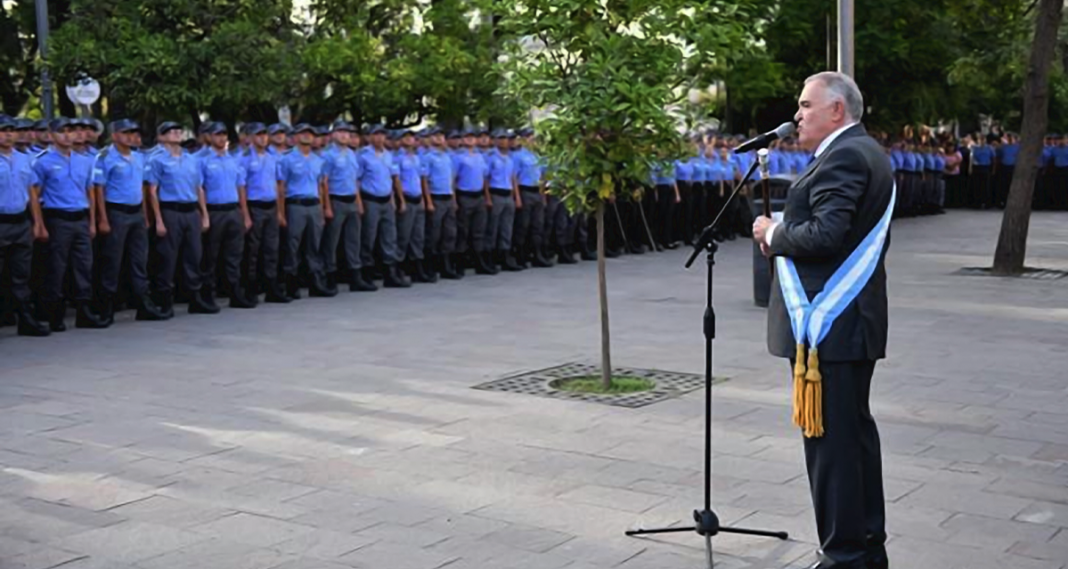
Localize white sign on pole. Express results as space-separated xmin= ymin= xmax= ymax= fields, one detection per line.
xmin=66 ymin=77 xmax=101 ymax=106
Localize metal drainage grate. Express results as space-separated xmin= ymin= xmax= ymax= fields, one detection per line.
xmin=473 ymin=362 xmax=725 ymax=408
xmin=957 ymin=267 xmax=1068 ymax=281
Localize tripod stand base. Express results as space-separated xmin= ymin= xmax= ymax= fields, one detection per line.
xmin=625 ymin=508 xmax=788 ymax=540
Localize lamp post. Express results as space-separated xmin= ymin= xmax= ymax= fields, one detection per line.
xmin=838 ymin=0 xmax=854 ymax=77
xmin=35 ymin=0 xmax=54 ymax=119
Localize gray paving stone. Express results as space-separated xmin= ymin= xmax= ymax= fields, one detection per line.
xmin=191 ymin=512 xmax=316 ymax=547
xmin=55 ymin=520 xmax=208 ymax=564
xmin=897 ymin=483 xmax=1033 ymax=520
xmin=339 ymin=540 xmax=458 ymax=569
xmin=0 ymin=547 xmax=85 ymax=569
xmin=104 ymin=494 xmax=235 ymax=529
xmin=135 ymin=538 xmax=296 ymax=569
xmin=274 ymin=529 xmax=376 ymax=561
xmin=942 ymin=512 xmax=1059 ymax=552
xmin=1016 ymin=501 xmax=1068 ymax=528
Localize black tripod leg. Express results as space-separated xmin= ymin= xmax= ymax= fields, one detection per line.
xmin=720 ymin=526 xmax=790 ymax=540
xmin=625 ymin=526 xmax=696 ymax=536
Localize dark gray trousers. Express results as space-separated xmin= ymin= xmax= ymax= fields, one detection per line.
xmin=396 ymin=198 xmax=425 ymax=262
xmin=486 ymin=192 xmax=516 ymax=251
xmin=43 ymin=211 xmax=94 ymax=303
xmin=204 ymin=207 xmax=244 ymax=289
xmin=321 ymin=197 xmax=362 ymax=273
xmin=456 ymin=193 xmax=487 ymax=253
xmin=246 ymin=203 xmax=280 ymax=286
xmin=98 ymin=206 xmax=150 ymax=297
xmin=155 ymin=207 xmax=203 ymax=294
xmin=426 ymin=196 xmax=457 ymax=255
xmin=545 ymin=194 xmax=571 ymax=248
xmin=513 ymin=189 xmax=545 ymax=251
xmin=0 ymin=216 xmax=33 ymax=305
xmin=283 ymin=203 xmax=324 ymax=277
xmin=360 ymin=198 xmax=400 ymax=267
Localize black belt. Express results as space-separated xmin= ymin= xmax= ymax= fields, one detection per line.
xmin=285 ymin=197 xmax=319 ymax=206
xmin=207 ymin=203 xmax=238 ymax=212
xmin=403 ymin=194 xmax=422 ymax=204
xmin=925 ymin=171 xmax=942 ymax=176
xmin=248 ymin=200 xmax=276 ymax=210
xmin=360 ymin=193 xmax=390 ymax=204
xmin=489 ymin=188 xmax=512 ymax=197
xmin=329 ymin=194 xmax=357 ymax=204
xmin=457 ymin=190 xmax=483 ymax=197
xmin=43 ymin=208 xmax=89 ymax=221
xmin=106 ymin=203 xmax=142 ymax=214
xmin=160 ymin=201 xmax=198 ymax=212
xmin=0 ymin=210 xmax=28 ymax=223
xmin=519 ymin=185 xmax=540 ymax=194
xmin=431 ymin=194 xmax=453 ymax=201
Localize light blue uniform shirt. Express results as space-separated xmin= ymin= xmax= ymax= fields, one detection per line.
xmin=277 ymin=149 xmax=325 ymax=199
xmin=1051 ymin=146 xmax=1068 ymax=168
xmin=323 ymin=146 xmax=360 ymax=197
xmin=422 ymin=149 xmax=454 ymax=196
xmin=487 ymin=150 xmax=516 ymax=191
xmin=998 ymin=144 xmax=1019 ymax=166
xmin=358 ymin=147 xmax=398 ymax=198
xmin=653 ymin=163 xmax=675 ymax=186
xmin=454 ymin=150 xmax=488 ymax=192
xmin=0 ymin=150 xmax=37 ymax=214
xmin=396 ymin=151 xmax=423 ymax=197
xmin=971 ymin=146 xmax=994 ymax=166
xmin=147 ymin=149 xmax=202 ymax=203
xmin=240 ymin=149 xmax=279 ymax=202
xmin=512 ymin=148 xmax=542 ymax=187
xmin=92 ymin=146 xmax=145 ymax=206
xmin=674 ymin=159 xmax=694 ymax=183
xmin=691 ymin=157 xmax=707 ymax=183
xmin=200 ymin=150 xmax=246 ymax=205
xmin=33 ymin=149 xmax=93 ymax=211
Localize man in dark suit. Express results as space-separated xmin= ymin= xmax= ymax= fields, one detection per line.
xmin=753 ymin=72 xmax=892 ymax=569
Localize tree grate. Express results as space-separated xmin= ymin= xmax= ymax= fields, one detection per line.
xmin=956 ymin=267 xmax=1068 ymax=280
xmin=473 ymin=362 xmax=725 ymax=408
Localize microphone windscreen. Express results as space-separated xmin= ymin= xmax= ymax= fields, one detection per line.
xmin=774 ymin=122 xmax=797 ymax=139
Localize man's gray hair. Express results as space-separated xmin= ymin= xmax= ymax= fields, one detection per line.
xmin=805 ymin=72 xmax=864 ymax=122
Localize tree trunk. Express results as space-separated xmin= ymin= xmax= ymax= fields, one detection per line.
xmin=596 ymin=202 xmax=612 ymax=390
xmin=992 ymin=0 xmax=1064 ymax=275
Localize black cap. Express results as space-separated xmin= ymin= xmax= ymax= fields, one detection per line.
xmin=110 ymin=119 xmax=141 ymax=134
xmin=315 ymin=125 xmax=332 ymax=136
xmin=243 ymin=122 xmax=267 ymax=135
xmin=15 ymin=118 xmax=34 ymax=131
xmin=447 ymin=130 xmax=462 ymax=139
xmin=366 ymin=124 xmax=386 ymax=135
xmin=462 ymin=129 xmax=477 ymax=138
xmin=50 ymin=118 xmax=73 ymax=132
xmin=491 ymin=128 xmax=511 ymax=139
xmin=205 ymin=122 xmax=228 ymax=135
xmin=33 ymin=119 xmax=50 ymax=131
xmin=291 ymin=123 xmax=315 ymax=135
xmin=0 ymin=116 xmax=16 ymax=130
xmin=268 ymin=123 xmax=290 ymax=135
xmin=333 ymin=121 xmax=357 ymax=133
xmin=157 ymin=121 xmax=183 ymax=136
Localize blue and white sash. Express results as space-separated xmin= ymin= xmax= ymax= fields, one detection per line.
xmin=776 ymin=184 xmax=896 ymax=438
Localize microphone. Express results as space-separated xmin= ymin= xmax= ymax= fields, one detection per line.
xmin=735 ymin=122 xmax=796 ymax=153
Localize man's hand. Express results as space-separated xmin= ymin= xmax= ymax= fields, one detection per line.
xmin=97 ymin=219 xmax=111 ymax=236
xmin=156 ymin=222 xmax=167 ymax=238
xmin=34 ymin=223 xmax=48 ymax=242
xmin=752 ymin=215 xmax=775 ymax=247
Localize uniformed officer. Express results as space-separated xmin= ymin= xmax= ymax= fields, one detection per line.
xmin=146 ymin=121 xmax=219 ymax=315
xmin=357 ymin=125 xmax=409 ymax=288
xmin=276 ymin=123 xmax=337 ymax=298
xmin=453 ymin=130 xmax=496 ymax=274
xmin=423 ymin=128 xmax=461 ymax=279
xmin=31 ymin=118 xmax=109 ymax=330
xmin=970 ymin=136 xmax=995 ymax=209
xmin=673 ymin=146 xmax=696 ymax=246
xmin=92 ymin=119 xmax=169 ymax=323
xmin=511 ymin=128 xmax=552 ymax=268
xmin=651 ymin=161 xmax=681 ymax=250
xmin=268 ymin=124 xmax=290 ymax=156
xmin=239 ymin=123 xmax=289 ymax=303
xmin=199 ymin=122 xmax=256 ymax=309
xmin=14 ymin=119 xmax=35 ymax=154
xmin=485 ymin=130 xmax=522 ymax=272
xmin=321 ymin=121 xmax=376 ymax=292
xmin=30 ymin=120 xmax=50 ymax=154
xmin=996 ymin=133 xmax=1019 ymax=208
xmin=394 ymin=130 xmax=433 ymax=282
xmin=1052 ymin=134 xmax=1068 ymax=211
xmin=0 ymin=116 xmax=49 ymax=336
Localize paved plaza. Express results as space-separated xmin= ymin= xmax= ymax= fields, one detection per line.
xmin=0 ymin=210 xmax=1066 ymax=569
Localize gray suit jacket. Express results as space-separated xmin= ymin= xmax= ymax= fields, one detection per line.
xmin=766 ymin=124 xmax=893 ymax=362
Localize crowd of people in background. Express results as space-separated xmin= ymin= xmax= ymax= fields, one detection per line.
xmin=1 ymin=113 xmax=1065 ymax=339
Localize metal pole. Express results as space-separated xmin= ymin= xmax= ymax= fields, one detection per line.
xmin=837 ymin=0 xmax=854 ymax=78
xmin=35 ymin=0 xmax=54 ymax=120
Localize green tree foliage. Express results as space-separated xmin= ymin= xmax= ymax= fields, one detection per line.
xmin=48 ymin=0 xmax=302 ymax=126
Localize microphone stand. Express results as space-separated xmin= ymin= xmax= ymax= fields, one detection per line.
xmin=626 ymin=153 xmax=788 ymax=569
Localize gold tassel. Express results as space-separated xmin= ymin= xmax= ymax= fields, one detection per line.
xmin=791 ymin=344 xmax=807 ymax=429
xmin=802 ymin=348 xmax=824 ymax=438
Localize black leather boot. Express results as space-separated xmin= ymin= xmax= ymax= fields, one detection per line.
xmin=45 ymin=301 xmax=67 ymax=333
xmin=309 ymin=272 xmax=338 ymax=297
xmin=349 ymin=269 xmax=378 ymax=292
xmin=285 ymin=275 xmax=302 ymax=300
xmin=440 ymin=254 xmax=462 ymax=280
xmin=557 ymin=246 xmax=577 ymax=265
xmin=579 ymin=243 xmax=597 ymax=261
xmin=421 ymin=259 xmax=439 ymax=283
xmin=16 ymin=303 xmax=50 ymax=337
xmin=135 ymin=293 xmax=169 ymax=321
xmin=75 ymin=301 xmax=110 ymax=329
xmin=228 ymin=282 xmax=257 ymax=308
xmin=383 ymin=264 xmax=411 ymax=288
xmin=189 ymin=289 xmax=221 ymax=314
xmin=264 ymin=280 xmax=291 ymax=303
xmin=475 ymin=251 xmax=499 ymax=275
xmin=155 ymin=291 xmax=175 ymax=319
xmin=501 ymin=251 xmax=524 ymax=272
xmin=532 ymin=246 xmax=554 ymax=267
xmin=411 ymin=259 xmax=434 ymax=283
xmin=98 ymin=293 xmax=116 ymax=327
